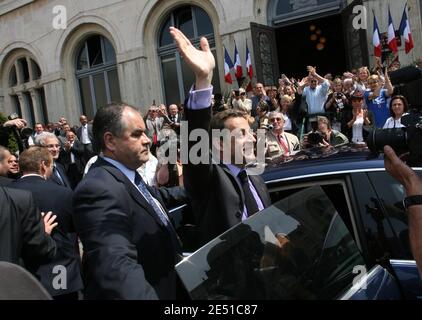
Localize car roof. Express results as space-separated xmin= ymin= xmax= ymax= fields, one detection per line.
xmin=262 ymin=145 xmax=385 ymax=182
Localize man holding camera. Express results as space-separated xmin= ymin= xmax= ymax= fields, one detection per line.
xmin=0 ymin=116 xmax=29 ymax=150
xmin=384 ymin=145 xmax=422 ymax=276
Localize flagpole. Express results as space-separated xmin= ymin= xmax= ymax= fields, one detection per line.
xmin=407 ymin=2 xmax=416 ymax=63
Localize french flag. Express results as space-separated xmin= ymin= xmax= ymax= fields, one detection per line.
xmin=234 ymin=44 xmax=243 ymax=79
xmin=224 ymin=47 xmax=234 ymax=84
xmin=399 ymin=3 xmax=414 ymax=54
xmin=246 ymin=44 xmax=253 ymax=79
xmin=373 ymin=13 xmax=382 ymax=58
xmin=388 ymin=7 xmax=398 ymax=54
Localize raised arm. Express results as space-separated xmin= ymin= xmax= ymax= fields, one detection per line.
xmin=169 ymin=27 xmax=215 ymax=90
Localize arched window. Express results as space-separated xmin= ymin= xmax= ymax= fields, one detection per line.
xmin=7 ymin=55 xmax=47 ymax=127
xmin=269 ymin=0 xmax=341 ymax=25
xmin=75 ymin=35 xmax=121 ymax=119
xmin=158 ymin=5 xmax=220 ymax=104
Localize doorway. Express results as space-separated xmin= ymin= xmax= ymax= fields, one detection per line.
xmin=275 ymin=14 xmax=347 ymax=79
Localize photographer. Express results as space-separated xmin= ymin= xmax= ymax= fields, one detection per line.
xmin=303 ymin=116 xmax=349 ymax=148
xmin=0 ymin=115 xmax=29 ymax=151
xmin=384 ymin=146 xmax=422 ymax=276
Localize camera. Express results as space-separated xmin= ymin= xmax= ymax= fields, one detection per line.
xmin=234 ymin=90 xmax=240 ymax=97
xmin=307 ymin=132 xmax=325 ymax=146
xmin=7 ymin=113 xmax=33 ymax=151
xmin=366 ymin=113 xmax=422 ymax=166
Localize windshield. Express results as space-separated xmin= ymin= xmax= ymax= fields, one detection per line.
xmin=176 ymin=186 xmax=365 ymax=300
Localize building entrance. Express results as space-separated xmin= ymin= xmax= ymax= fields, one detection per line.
xmin=275 ymin=14 xmax=347 ymax=78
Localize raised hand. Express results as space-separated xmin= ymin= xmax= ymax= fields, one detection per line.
xmin=169 ymin=27 xmax=215 ymax=90
xmin=4 ymin=118 xmax=27 ymax=129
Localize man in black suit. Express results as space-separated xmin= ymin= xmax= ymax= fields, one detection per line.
xmin=60 ymin=131 xmax=85 ymax=189
xmin=0 ymin=186 xmax=56 ymax=267
xmin=73 ymin=103 xmax=187 ymax=298
xmin=76 ymin=115 xmax=94 ymax=163
xmin=10 ymin=146 xmax=83 ymax=299
xmin=35 ymin=132 xmax=71 ymax=188
xmin=170 ymin=27 xmax=272 ymax=247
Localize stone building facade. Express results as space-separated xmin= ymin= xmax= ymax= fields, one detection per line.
xmin=0 ymin=0 xmax=421 ymax=126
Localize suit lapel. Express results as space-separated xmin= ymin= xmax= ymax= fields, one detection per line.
xmin=97 ymin=159 xmax=166 ymax=228
xmin=56 ymin=163 xmax=71 ymax=188
xmin=220 ymin=165 xmax=245 ymax=209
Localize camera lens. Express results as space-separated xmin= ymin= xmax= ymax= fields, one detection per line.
xmin=366 ymin=128 xmax=408 ymax=154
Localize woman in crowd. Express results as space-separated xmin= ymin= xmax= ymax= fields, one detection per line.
xmin=383 ymin=95 xmax=409 ymax=129
xmin=324 ymin=78 xmax=350 ymax=131
xmin=355 ymin=66 xmax=370 ymax=91
xmin=343 ymin=91 xmax=374 ymax=144
xmin=278 ymin=95 xmax=298 ymax=135
xmin=364 ymin=71 xmax=394 ymax=128
xmin=251 ymin=101 xmax=270 ymax=131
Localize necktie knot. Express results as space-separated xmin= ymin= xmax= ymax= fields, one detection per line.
xmin=238 ymin=170 xmax=249 ymax=184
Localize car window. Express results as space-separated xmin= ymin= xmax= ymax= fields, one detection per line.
xmin=176 ymin=186 xmax=365 ymax=300
xmin=350 ymin=173 xmax=404 ymax=264
xmin=269 ymin=182 xmax=356 ymax=242
xmin=367 ymin=170 xmax=422 ymax=260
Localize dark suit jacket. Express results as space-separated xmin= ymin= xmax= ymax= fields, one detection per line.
xmin=76 ymin=124 xmax=93 ymax=143
xmin=10 ymin=176 xmax=83 ymax=296
xmin=184 ymin=107 xmax=272 ymax=247
xmin=0 ymin=176 xmax=13 ymax=186
xmin=0 ymin=187 xmax=56 ymax=266
xmin=59 ymin=140 xmax=86 ymax=174
xmin=73 ymin=157 xmax=187 ymax=300
xmin=49 ymin=162 xmax=72 ymax=189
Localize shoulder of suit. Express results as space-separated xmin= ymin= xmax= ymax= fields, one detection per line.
xmin=1 ymin=186 xmax=32 ymax=202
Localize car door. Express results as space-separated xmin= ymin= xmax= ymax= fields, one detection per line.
xmin=366 ymin=169 xmax=422 ymax=299
xmin=176 ymin=186 xmax=402 ymax=299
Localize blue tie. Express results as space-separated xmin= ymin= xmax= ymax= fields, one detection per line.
xmin=134 ymin=172 xmax=169 ymax=226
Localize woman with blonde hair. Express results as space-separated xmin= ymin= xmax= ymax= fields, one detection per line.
xmin=364 ymin=70 xmax=394 ymax=128
xmin=355 ymin=66 xmax=370 ymax=91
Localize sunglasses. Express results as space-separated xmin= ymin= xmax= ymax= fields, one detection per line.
xmin=269 ymin=118 xmax=282 ymax=122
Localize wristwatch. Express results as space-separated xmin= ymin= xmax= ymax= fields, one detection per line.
xmin=403 ymin=195 xmax=422 ymax=210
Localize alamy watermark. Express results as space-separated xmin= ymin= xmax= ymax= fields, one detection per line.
xmin=52 ymin=5 xmax=67 ymax=30
xmin=52 ymin=265 xmax=67 ymax=290
xmin=352 ymin=265 xmax=368 ymax=290
xmin=352 ymin=5 xmax=368 ymax=30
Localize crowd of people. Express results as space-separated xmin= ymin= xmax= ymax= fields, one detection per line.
xmin=0 ymin=25 xmax=422 ymax=300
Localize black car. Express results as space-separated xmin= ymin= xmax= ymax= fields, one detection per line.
xmin=172 ymin=146 xmax=422 ymax=300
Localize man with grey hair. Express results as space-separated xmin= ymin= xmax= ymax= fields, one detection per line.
xmin=265 ymin=111 xmax=300 ymax=161
xmin=35 ymin=132 xmax=71 ymax=188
